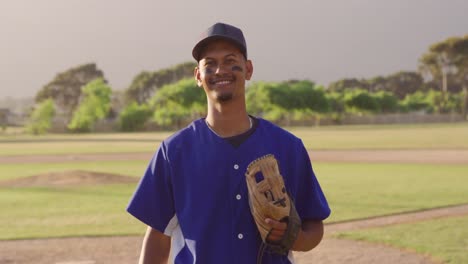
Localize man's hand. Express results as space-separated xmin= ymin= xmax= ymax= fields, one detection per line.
xmin=265 ymin=218 xmax=324 ymax=252
xmin=264 ymin=218 xmax=287 ymax=242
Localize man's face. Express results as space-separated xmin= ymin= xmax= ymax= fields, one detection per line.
xmin=195 ymin=40 xmax=253 ymax=104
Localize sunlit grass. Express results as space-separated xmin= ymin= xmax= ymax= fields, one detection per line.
xmin=0 ymin=184 xmax=144 ymax=240
xmin=313 ymin=162 xmax=468 ymax=222
xmin=1 ymin=122 xmax=466 ymax=156
xmin=1 ymin=161 xmax=467 ymax=239
xmin=290 ymin=122 xmax=468 ymax=150
xmin=337 ymin=216 xmax=468 ymax=264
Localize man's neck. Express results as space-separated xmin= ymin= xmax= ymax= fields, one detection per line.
xmin=205 ymin=100 xmax=251 ymax=138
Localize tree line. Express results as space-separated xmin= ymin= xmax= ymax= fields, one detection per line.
xmin=27 ymin=34 xmax=468 ymax=134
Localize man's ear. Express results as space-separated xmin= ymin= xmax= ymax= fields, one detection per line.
xmin=194 ymin=66 xmax=203 ymax=87
xmin=245 ymin=60 xmax=254 ymax=81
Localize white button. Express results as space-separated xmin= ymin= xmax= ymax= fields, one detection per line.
xmin=234 ymin=164 xmax=239 ymax=170
xmin=237 ymin=233 xmax=244 ymax=239
xmin=236 ymin=194 xmax=242 ymax=200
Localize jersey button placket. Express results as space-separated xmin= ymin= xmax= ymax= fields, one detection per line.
xmin=234 ymin=165 xmax=242 ymax=201
xmin=234 ymin=163 xmax=244 ymax=244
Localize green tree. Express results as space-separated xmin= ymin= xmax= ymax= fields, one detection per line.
xmin=369 ymin=72 xmax=425 ymax=99
xmin=326 ymin=92 xmax=345 ymax=113
xmin=26 ymin=99 xmax=56 ymax=135
xmin=118 ymin=102 xmax=152 ymax=131
xmin=149 ymin=78 xmax=206 ymax=128
xmin=374 ymin=91 xmax=399 ymax=113
xmin=446 ymin=92 xmax=464 ymax=113
xmin=153 ymin=100 xmax=190 ymax=128
xmin=68 ymin=78 xmax=112 ymax=132
xmin=270 ymin=81 xmax=329 ymax=112
xmin=420 ymin=35 xmax=468 ymax=115
xmin=343 ymin=89 xmax=380 ymax=113
xmin=35 ymin=63 xmax=105 ymax=120
xmin=399 ymin=91 xmax=432 ymax=112
xmin=292 ymin=81 xmax=329 ymax=113
xmin=246 ymin=81 xmax=278 ymax=116
xmin=419 ymin=34 xmax=468 ymax=113
xmin=247 ymin=80 xmax=329 ymax=123
xmin=327 ymin=78 xmax=369 ymax=92
xmin=405 ymin=90 xmax=462 ymax=114
xmin=463 ymin=87 xmax=468 ymax=119
xmin=426 ymin=90 xmax=447 ymax=113
xmin=125 ymin=62 xmax=197 ymax=104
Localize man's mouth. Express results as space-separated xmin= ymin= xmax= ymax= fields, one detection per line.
xmin=209 ymin=78 xmax=235 ymax=86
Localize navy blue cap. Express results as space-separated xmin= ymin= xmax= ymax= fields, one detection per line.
xmin=192 ymin=22 xmax=247 ymax=61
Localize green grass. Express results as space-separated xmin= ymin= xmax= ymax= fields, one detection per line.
xmin=0 ymin=184 xmax=145 ymax=240
xmin=336 ymin=216 xmax=468 ymax=264
xmin=0 ymin=141 xmax=160 ymax=156
xmin=290 ymin=122 xmax=468 ymax=150
xmin=0 ymin=160 xmax=147 ymax=181
xmin=1 ymin=161 xmax=468 ymax=239
xmin=313 ymin=162 xmax=468 ymax=222
xmin=0 ymin=122 xmax=467 ymax=156
xmin=0 ymin=131 xmax=169 ymax=156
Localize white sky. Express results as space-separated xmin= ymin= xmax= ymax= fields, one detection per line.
xmin=1 ymin=0 xmax=467 ymax=99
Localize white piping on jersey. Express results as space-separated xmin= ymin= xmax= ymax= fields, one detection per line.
xmin=170 ymin=224 xmax=184 ymax=263
xmin=164 ymin=214 xmax=179 ymax=236
xmin=165 ymin=215 xmax=197 ymax=264
xmin=185 ymin=238 xmax=197 ymax=264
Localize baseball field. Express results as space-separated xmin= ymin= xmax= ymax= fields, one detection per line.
xmin=0 ymin=122 xmax=467 ymax=263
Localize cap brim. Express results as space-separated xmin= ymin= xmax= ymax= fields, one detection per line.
xmin=192 ymin=35 xmax=247 ymax=61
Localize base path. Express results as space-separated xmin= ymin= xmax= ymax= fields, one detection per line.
xmin=0 ymin=236 xmax=436 ymax=264
xmin=294 ymin=238 xmax=438 ymax=264
xmin=3 ymin=204 xmax=466 ymax=264
xmin=1 ymin=149 xmax=467 ymax=164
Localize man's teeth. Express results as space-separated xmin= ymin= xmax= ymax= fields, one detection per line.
xmin=216 ymin=80 xmax=231 ymax=85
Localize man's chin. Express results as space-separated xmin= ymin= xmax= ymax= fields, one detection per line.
xmin=216 ymin=93 xmax=233 ymax=103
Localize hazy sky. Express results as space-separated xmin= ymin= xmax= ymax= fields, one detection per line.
xmin=1 ymin=0 xmax=467 ymax=99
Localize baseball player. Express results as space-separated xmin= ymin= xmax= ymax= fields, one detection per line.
xmin=127 ymin=22 xmax=330 ymax=264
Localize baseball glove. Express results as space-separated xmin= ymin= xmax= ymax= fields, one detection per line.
xmin=245 ymin=154 xmax=301 ymax=256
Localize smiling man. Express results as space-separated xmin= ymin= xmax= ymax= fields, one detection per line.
xmin=127 ymin=22 xmax=331 ymax=264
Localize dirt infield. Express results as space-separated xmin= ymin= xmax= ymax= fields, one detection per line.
xmin=2 ymin=205 xmax=466 ymax=264
xmin=1 ymin=149 xmax=468 ymax=164
xmin=0 ymin=236 xmax=439 ymax=264
xmin=0 ymin=170 xmax=138 ymax=188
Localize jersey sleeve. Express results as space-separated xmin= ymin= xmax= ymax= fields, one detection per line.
xmin=126 ymin=142 xmax=176 ymax=235
xmin=292 ymin=140 xmax=331 ymax=221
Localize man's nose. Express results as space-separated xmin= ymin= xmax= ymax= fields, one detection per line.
xmin=214 ymin=64 xmax=229 ymax=75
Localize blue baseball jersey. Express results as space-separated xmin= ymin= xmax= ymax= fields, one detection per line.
xmin=127 ymin=118 xmax=330 ymax=264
